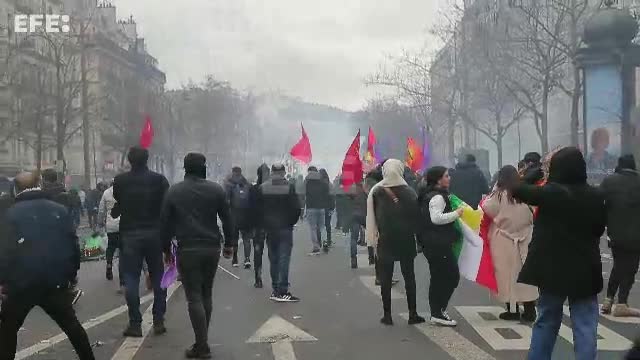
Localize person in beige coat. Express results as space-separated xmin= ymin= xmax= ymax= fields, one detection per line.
xmin=481 ymin=165 xmax=538 ymax=322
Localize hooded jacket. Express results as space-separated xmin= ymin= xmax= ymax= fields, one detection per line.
xmin=305 ymin=170 xmax=330 ymax=209
xmin=0 ymin=189 xmax=80 ymax=293
xmin=42 ymin=181 xmax=73 ymax=212
xmin=257 ymin=171 xmax=301 ymax=230
xmin=249 ymin=164 xmax=270 ymax=229
xmin=449 ymin=161 xmax=489 ymax=209
xmin=512 ymin=147 xmax=606 ymax=299
xmin=600 ymin=168 xmax=640 ymax=251
xmin=160 ymin=174 xmax=236 ymax=254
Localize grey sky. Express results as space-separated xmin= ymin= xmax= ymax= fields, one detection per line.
xmin=114 ymin=0 xmax=439 ymax=111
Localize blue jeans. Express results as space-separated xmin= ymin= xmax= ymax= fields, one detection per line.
xmin=306 ymin=209 xmax=324 ymax=251
xmin=267 ymin=228 xmax=294 ymax=296
xmin=528 ymin=292 xmax=598 ymax=360
xmin=121 ymin=230 xmax=167 ymax=325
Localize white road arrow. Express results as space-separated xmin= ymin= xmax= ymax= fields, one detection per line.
xmin=247 ymin=315 xmax=317 ymax=360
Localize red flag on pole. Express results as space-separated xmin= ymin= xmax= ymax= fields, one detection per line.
xmin=406 ymin=137 xmax=424 ymax=173
xmin=140 ymin=115 xmax=154 ymax=149
xmin=341 ymin=130 xmax=363 ymax=192
xmin=290 ymin=124 xmax=312 ymax=164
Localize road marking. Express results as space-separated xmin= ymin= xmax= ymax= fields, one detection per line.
xmin=561 ymin=306 xmax=632 ymax=351
xmin=110 ymin=283 xmax=180 ymax=360
xmin=15 ymin=293 xmax=155 ymax=359
xmin=359 ymin=276 xmax=404 ymax=299
xmin=399 ymin=313 xmax=497 ymax=360
xmin=456 ymin=306 xmax=532 ymax=350
xmin=456 ymin=306 xmax=632 ymax=352
xmin=247 ymin=315 xmax=317 ymax=360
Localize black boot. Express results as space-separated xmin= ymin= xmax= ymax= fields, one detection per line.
xmin=106 ymin=264 xmax=113 ymax=281
xmin=522 ymin=301 xmax=537 ymax=322
xmin=351 ymin=257 xmax=358 ymax=269
xmin=499 ymin=303 xmax=520 ymax=321
xmin=380 ymin=313 xmax=393 ymax=326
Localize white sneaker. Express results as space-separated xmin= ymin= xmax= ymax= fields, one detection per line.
xmin=430 ymin=311 xmax=457 ymax=327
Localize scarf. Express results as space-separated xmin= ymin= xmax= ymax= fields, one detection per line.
xmin=365 ymin=159 xmax=408 ymax=248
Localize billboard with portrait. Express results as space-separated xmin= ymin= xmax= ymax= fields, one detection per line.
xmin=584 ymin=64 xmax=622 ymax=182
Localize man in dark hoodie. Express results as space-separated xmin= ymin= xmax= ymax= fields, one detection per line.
xmin=224 ymin=167 xmax=253 ymax=268
xmin=449 ymin=154 xmax=489 ymax=209
xmin=600 ymin=154 xmax=640 ymax=317
xmin=249 ymin=164 xmax=270 ymax=288
xmin=112 ymin=146 xmax=169 ymax=338
xmin=305 ymin=166 xmax=330 ymax=254
xmin=160 ymin=153 xmax=235 ymax=358
xmin=0 ymin=172 xmax=95 ymax=360
xmin=257 ymin=164 xmax=301 ymax=302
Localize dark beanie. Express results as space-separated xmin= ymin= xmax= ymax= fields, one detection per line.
xmin=184 ymin=153 xmax=206 ymax=177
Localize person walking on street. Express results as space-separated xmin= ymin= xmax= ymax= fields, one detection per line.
xmin=295 ymin=175 xmax=305 ymax=222
xmin=418 ymin=166 xmax=464 ymax=327
xmin=85 ymin=186 xmax=103 ymax=231
xmin=99 ymin=181 xmax=124 ymax=292
xmin=41 ymin=168 xmax=84 ymax=304
xmin=449 ymin=154 xmax=489 ymax=209
xmin=256 ymin=164 xmax=302 ymax=302
xmin=0 ymin=172 xmax=95 ymax=360
xmin=319 ymin=169 xmax=335 ymax=248
xmin=305 ymin=166 xmax=330 ymax=254
xmin=348 ymin=182 xmax=367 ymax=269
xmin=367 ymin=159 xmax=424 ymax=326
xmin=112 ymin=146 xmax=170 ymax=338
xmin=334 ymin=175 xmax=346 ymax=230
xmin=600 ymin=154 xmax=640 ymax=317
xmin=249 ymin=164 xmax=271 ymax=288
xmin=160 ymin=153 xmax=236 ymax=359
xmin=510 ymin=147 xmax=606 ymax=360
xmin=224 ymin=167 xmax=253 ymax=268
xmin=480 ymin=165 xmax=538 ymax=322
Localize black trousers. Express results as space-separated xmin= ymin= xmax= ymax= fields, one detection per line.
xmin=607 ymin=246 xmax=640 ymax=304
xmin=0 ymin=287 xmax=95 ymax=360
xmin=424 ymin=244 xmax=460 ymax=317
xmin=254 ymin=229 xmax=266 ymax=280
xmin=378 ymin=255 xmax=417 ymax=315
xmin=232 ymin=230 xmax=252 ymax=263
xmin=106 ymin=232 xmax=124 ymax=286
xmin=178 ymin=249 xmax=221 ymax=348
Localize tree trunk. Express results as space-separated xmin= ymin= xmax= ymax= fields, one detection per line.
xmin=81 ymin=28 xmax=91 ymax=189
xmin=448 ymin=114 xmax=456 ymax=166
xmin=541 ymin=82 xmax=550 ymax=154
xmin=570 ymin=65 xmax=581 ymax=147
xmin=496 ymin=134 xmax=503 ymax=169
xmin=55 ymin=65 xmax=65 ymax=166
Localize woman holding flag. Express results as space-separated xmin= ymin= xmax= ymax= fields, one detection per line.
xmin=418 ymin=166 xmax=464 ymax=327
xmin=480 ymin=165 xmax=537 ymax=322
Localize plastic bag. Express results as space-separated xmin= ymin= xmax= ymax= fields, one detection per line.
xmin=161 ymin=242 xmax=178 ymax=289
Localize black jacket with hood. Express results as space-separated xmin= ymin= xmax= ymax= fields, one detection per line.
xmin=160 ymin=174 xmax=236 ymax=254
xmin=512 ymin=147 xmax=606 ymax=299
xmin=305 ymin=170 xmax=330 ymax=209
xmin=600 ymin=166 xmax=640 ymax=251
xmin=249 ymin=164 xmax=270 ymax=229
xmin=257 ymin=171 xmax=301 ymax=230
xmin=224 ymin=172 xmax=251 ymax=230
xmin=449 ymin=161 xmax=488 ymax=209
xmin=42 ymin=181 xmax=72 ymax=212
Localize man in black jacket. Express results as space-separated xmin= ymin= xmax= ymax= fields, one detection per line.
xmin=257 ymin=164 xmax=302 ymax=302
xmin=600 ymin=154 xmax=640 ymax=317
xmin=112 ymin=146 xmax=170 ymax=337
xmin=0 ymin=172 xmax=95 ymax=360
xmin=449 ymin=154 xmax=489 ymax=209
xmin=305 ymin=166 xmax=330 ymax=254
xmin=249 ymin=164 xmax=271 ymax=288
xmin=224 ymin=167 xmax=252 ymax=268
xmin=160 ymin=153 xmax=235 ymax=358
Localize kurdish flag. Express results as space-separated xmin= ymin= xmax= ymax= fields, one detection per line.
xmin=450 ymin=194 xmax=498 ymax=292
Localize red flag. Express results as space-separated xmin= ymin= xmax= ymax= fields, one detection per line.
xmin=139 ymin=115 xmax=154 ymax=149
xmin=341 ymin=130 xmax=363 ymax=192
xmin=290 ymin=124 xmax=312 ymax=164
xmin=406 ymin=137 xmax=424 ymax=172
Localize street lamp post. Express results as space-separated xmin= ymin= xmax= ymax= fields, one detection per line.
xmin=576 ymin=0 xmax=640 ymax=181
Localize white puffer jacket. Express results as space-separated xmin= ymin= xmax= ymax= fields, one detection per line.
xmin=98 ymin=186 xmax=120 ymax=233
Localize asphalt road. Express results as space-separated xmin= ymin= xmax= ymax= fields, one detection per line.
xmin=12 ymin=225 xmax=640 ymax=360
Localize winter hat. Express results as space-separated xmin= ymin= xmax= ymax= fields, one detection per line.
xmin=547 ymin=147 xmax=587 ymax=185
